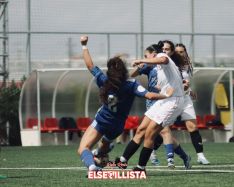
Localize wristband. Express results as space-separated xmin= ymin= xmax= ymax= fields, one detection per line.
xmin=82 ymin=46 xmax=88 ymax=50
xmin=165 ymin=93 xmax=170 ymax=98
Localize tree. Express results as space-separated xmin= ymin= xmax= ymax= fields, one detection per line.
xmin=0 ymin=77 xmax=26 ymax=146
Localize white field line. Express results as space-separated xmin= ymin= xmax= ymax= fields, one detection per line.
xmin=0 ymin=164 xmax=234 ymax=173
xmin=146 ymin=164 xmax=234 ymax=168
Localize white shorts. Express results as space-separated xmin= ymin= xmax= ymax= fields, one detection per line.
xmin=180 ymin=95 xmax=196 ymax=121
xmin=145 ymin=96 xmax=184 ymax=127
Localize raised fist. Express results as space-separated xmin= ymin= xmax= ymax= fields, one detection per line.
xmin=80 ymin=36 xmax=88 ymax=46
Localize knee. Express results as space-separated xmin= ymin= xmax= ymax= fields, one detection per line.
xmin=160 ymin=128 xmax=170 ymax=138
xmin=186 ymin=120 xmax=197 ymax=132
xmin=135 ymin=126 xmax=146 ymax=137
xmin=133 ymin=127 xmax=145 ymax=143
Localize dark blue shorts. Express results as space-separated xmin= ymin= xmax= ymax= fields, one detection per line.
xmin=91 ymin=119 xmax=124 ymax=142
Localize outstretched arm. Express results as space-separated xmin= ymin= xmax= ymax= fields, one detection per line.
xmin=132 ymin=56 xmax=168 ymax=67
xmin=145 ymin=87 xmax=174 ymax=100
xmin=80 ymin=36 xmax=94 ymax=71
xmin=130 ymin=64 xmax=144 ymax=77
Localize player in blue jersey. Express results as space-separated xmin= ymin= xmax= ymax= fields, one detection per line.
xmin=77 ymin=36 xmax=174 ymax=172
xmin=115 ymin=44 xmax=191 ymax=170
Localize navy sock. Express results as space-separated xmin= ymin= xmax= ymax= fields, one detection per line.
xmin=80 ymin=149 xmax=95 ymax=168
xmin=174 ymin=144 xmax=187 ymax=161
xmin=164 ymin=144 xmax=174 ymax=159
xmin=138 ymin=147 xmax=153 ymax=167
xmin=190 ymin=130 xmax=203 ymax=153
xmin=122 ymin=140 xmax=140 ymax=161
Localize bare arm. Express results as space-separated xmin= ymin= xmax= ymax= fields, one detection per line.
xmin=132 ymin=56 xmax=168 ymax=67
xmin=145 ymin=87 xmax=174 ymax=100
xmin=130 ymin=64 xmax=144 ymax=77
xmin=80 ymin=36 xmax=94 ymax=71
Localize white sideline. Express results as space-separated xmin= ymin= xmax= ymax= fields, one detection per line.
xmin=0 ymin=164 xmax=234 ymax=173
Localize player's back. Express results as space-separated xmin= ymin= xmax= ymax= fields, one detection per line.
xmin=96 ymin=79 xmax=146 ymax=125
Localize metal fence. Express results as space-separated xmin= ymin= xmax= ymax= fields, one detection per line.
xmin=1 ymin=0 xmax=234 ymax=80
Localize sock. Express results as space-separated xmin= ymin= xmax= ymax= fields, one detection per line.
xmin=122 ymin=140 xmax=140 ymax=161
xmin=96 ymin=142 xmax=115 ymax=156
xmin=197 ymin=152 xmax=205 ymax=159
xmin=138 ymin=147 xmax=153 ymax=167
xmin=80 ymin=149 xmax=95 ymax=168
xmin=174 ymin=144 xmax=187 ymax=161
xmin=153 ymin=135 xmax=163 ymax=150
xmin=164 ymin=144 xmax=174 ymax=159
xmin=190 ymin=130 xmax=203 ymax=153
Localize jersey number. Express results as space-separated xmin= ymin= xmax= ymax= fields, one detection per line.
xmin=107 ymin=95 xmax=118 ymax=112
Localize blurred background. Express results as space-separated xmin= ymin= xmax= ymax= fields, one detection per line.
xmin=0 ymin=0 xmax=234 ymax=146
xmin=1 ymin=0 xmax=234 ymax=81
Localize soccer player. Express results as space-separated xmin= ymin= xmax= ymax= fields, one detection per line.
xmin=174 ymin=42 xmax=210 ymax=164
xmin=77 ymin=36 xmax=174 ymax=172
xmin=130 ymin=41 xmax=185 ymax=172
xmin=149 ymin=41 xmax=209 ymax=165
xmin=117 ymin=44 xmax=191 ymax=169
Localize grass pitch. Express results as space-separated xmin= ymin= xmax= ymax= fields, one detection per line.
xmin=0 ymin=143 xmax=234 ymax=187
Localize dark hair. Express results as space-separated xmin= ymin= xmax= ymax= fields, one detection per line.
xmin=163 ymin=40 xmax=185 ymax=71
xmin=163 ymin=40 xmax=175 ymax=51
xmin=100 ymin=56 xmax=128 ymax=104
xmin=175 ymin=43 xmax=193 ymax=75
xmin=146 ymin=41 xmax=164 ymax=54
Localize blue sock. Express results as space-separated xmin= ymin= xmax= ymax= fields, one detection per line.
xmin=174 ymin=144 xmax=187 ymax=161
xmin=80 ymin=149 xmax=95 ymax=168
xmin=164 ymin=144 xmax=174 ymax=159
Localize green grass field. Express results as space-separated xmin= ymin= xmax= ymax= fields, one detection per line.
xmin=0 ymin=143 xmax=234 ymax=187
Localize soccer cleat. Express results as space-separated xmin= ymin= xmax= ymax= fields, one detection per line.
xmin=132 ymin=166 xmax=146 ymax=175
xmin=114 ymin=157 xmax=128 ymax=169
xmin=150 ymin=151 xmax=160 ymax=166
xmin=151 ymin=158 xmax=160 ymax=166
xmin=184 ymin=155 xmax=192 ymax=169
xmin=167 ymin=158 xmax=175 ymax=169
xmin=92 ymin=149 xmax=98 ymax=156
xmin=197 ymin=157 xmax=210 ymax=165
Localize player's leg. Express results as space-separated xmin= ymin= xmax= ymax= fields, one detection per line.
xmin=160 ymin=127 xmax=175 ymax=168
xmin=185 ymin=119 xmax=210 ymax=165
xmin=78 ymin=124 xmax=103 ymax=171
xmin=150 ymin=134 xmax=163 ymax=165
xmin=134 ymin=96 xmax=184 ymax=171
xmin=92 ymin=136 xmax=114 ymax=157
xmin=134 ymin=120 xmax=163 ymax=171
xmin=172 ymin=136 xmax=192 ymax=169
xmin=116 ymin=116 xmax=151 ymax=166
xmin=182 ymin=95 xmax=210 ymax=165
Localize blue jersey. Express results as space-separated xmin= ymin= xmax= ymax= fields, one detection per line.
xmin=90 ymin=66 xmax=148 ymax=125
xmin=138 ymin=64 xmax=159 ymax=109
